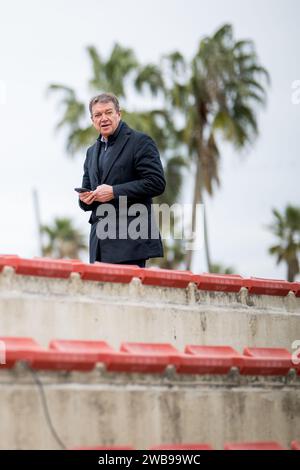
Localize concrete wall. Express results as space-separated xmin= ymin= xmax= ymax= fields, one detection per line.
xmin=0 ymin=365 xmax=299 ymax=450
xmin=0 ymin=267 xmax=299 ymax=352
xmin=1 ymin=267 xmax=300 ymax=449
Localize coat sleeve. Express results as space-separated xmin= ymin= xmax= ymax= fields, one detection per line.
xmin=78 ymin=150 xmax=98 ymax=212
xmin=113 ymin=135 xmax=166 ymax=200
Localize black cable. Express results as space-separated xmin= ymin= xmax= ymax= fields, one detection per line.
xmin=24 ymin=362 xmax=67 ymax=450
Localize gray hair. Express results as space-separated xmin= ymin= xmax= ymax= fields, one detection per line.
xmin=89 ymin=93 xmax=120 ymax=115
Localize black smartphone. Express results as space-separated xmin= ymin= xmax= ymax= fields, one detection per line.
xmin=74 ymin=187 xmax=92 ymax=193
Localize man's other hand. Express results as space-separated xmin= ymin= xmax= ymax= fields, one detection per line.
xmin=79 ymin=191 xmax=96 ymax=205
xmin=92 ymin=185 xmax=114 ymax=202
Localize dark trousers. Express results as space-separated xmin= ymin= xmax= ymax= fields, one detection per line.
xmin=117 ymin=259 xmax=146 ymax=268
xmin=95 ymin=242 xmax=146 ymax=268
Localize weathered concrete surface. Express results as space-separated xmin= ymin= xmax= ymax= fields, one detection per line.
xmin=0 ymin=268 xmax=299 ymax=351
xmin=0 ymin=268 xmax=299 ymax=450
xmin=0 ymin=365 xmax=299 ymax=450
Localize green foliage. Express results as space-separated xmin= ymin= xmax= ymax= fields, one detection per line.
xmin=164 ymin=23 xmax=269 ymax=197
xmin=267 ymin=205 xmax=300 ymax=281
xmin=41 ymin=218 xmax=87 ymax=259
xmin=210 ymin=263 xmax=235 ymax=274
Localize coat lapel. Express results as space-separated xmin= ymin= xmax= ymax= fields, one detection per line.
xmin=101 ymin=126 xmax=131 ymax=183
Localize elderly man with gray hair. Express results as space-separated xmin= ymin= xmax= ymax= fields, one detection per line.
xmin=77 ymin=92 xmax=166 ymax=268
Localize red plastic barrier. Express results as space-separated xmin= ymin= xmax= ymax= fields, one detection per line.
xmin=139 ymin=268 xmax=193 ymax=288
xmin=0 ymin=336 xmax=43 ymax=368
xmin=0 ymin=255 xmax=20 ymax=271
xmin=104 ymin=352 xmax=172 ymax=373
xmin=176 ymin=345 xmax=243 ymax=374
xmin=224 ymin=441 xmax=285 ymax=450
xmin=150 ymin=443 xmax=213 ymax=450
xmin=291 ymin=440 xmax=300 ymax=450
xmin=2 ymin=336 xmax=299 ymax=376
xmin=243 ymin=277 xmax=292 ymax=296
xmin=15 ymin=257 xmax=76 ymax=278
xmin=291 ymin=282 xmax=300 ymax=297
xmin=193 ymin=273 xmax=244 ymax=293
xmin=0 ymin=256 xmax=77 ymax=279
xmin=50 ymin=340 xmax=174 ymax=373
xmin=113 ymin=342 xmax=180 ymax=373
xmin=1 ymin=254 xmax=297 ymax=299
xmin=49 ymin=339 xmax=118 ymax=371
xmin=30 ymin=350 xmax=97 ymax=371
xmin=70 ymin=445 xmax=134 ymax=450
xmin=72 ymin=262 xmax=141 ymax=283
xmin=0 ymin=336 xmax=97 ymax=371
xmin=241 ymin=347 xmax=295 ymax=375
xmin=49 ymin=339 xmax=114 ymax=354
xmin=0 ymin=336 xmax=41 ymax=350
xmin=120 ymin=342 xmax=180 ymax=356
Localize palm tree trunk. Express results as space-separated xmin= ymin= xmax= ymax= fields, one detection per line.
xmin=203 ymin=199 xmax=212 ymax=272
xmin=288 ymin=264 xmax=293 ymax=283
xmin=287 ymin=257 xmax=299 ymax=282
xmin=185 ymin=157 xmax=212 ymax=272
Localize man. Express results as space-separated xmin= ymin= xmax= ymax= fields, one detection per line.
xmin=78 ymin=93 xmax=166 ymax=268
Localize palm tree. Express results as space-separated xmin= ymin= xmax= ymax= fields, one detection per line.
xmin=267 ymin=205 xmax=300 ymax=282
xmin=41 ymin=218 xmax=87 ymax=259
xmin=48 ymin=44 xmax=171 ymax=155
xmin=162 ymin=24 xmax=270 ymax=271
xmin=210 ymin=263 xmax=235 ymax=274
xmin=48 ymin=43 xmax=187 ymax=268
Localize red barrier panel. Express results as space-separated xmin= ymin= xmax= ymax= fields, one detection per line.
xmin=0 ymin=255 xmax=20 ymax=271
xmin=243 ymin=277 xmax=292 ymax=296
xmin=150 ymin=443 xmax=213 ymax=450
xmin=0 ymin=336 xmax=43 ymax=368
xmin=70 ymin=445 xmax=135 ymax=450
xmin=193 ymin=273 xmax=244 ymax=293
xmin=291 ymin=440 xmax=300 ymax=450
xmin=15 ymin=257 xmax=75 ymax=278
xmin=2 ymin=337 xmax=299 ymax=376
xmin=120 ymin=342 xmax=180 ymax=356
xmin=30 ymin=350 xmax=97 ymax=371
xmin=224 ymin=441 xmax=286 ymax=450
xmin=49 ymin=339 xmax=114 ymax=354
xmin=72 ymin=262 xmax=141 ymax=283
xmin=104 ymin=352 xmax=172 ymax=373
xmin=291 ymin=282 xmax=300 ymax=297
xmin=241 ymin=347 xmax=295 ymax=375
xmin=139 ymin=268 xmax=193 ymax=288
xmin=1 ymin=254 xmax=297 ymax=300
xmin=0 ymin=337 xmax=97 ymax=371
xmin=177 ymin=345 xmax=243 ymax=374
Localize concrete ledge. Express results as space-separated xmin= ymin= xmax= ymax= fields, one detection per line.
xmin=0 ymin=364 xmax=299 ymax=449
xmin=0 ymin=271 xmax=299 ymax=350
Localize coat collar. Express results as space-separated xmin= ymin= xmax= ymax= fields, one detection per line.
xmin=101 ymin=122 xmax=131 ymax=183
xmin=90 ymin=121 xmax=131 ymax=186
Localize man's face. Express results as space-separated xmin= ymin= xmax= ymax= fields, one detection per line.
xmin=91 ymin=101 xmax=121 ymax=138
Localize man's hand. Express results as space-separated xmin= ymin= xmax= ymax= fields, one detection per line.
xmin=92 ymin=184 xmax=114 ymax=202
xmin=79 ymin=191 xmax=96 ymax=205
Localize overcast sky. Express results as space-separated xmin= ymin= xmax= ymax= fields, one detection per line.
xmin=0 ymin=0 xmax=299 ymax=278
